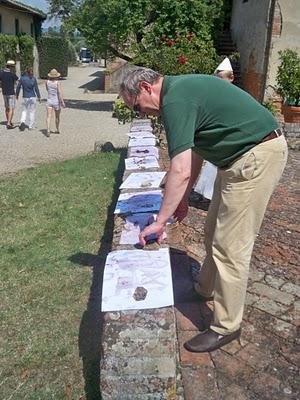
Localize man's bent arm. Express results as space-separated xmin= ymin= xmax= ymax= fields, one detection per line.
xmin=156 ymin=149 xmax=193 ymax=225
xmin=182 ymin=151 xmax=203 ymax=202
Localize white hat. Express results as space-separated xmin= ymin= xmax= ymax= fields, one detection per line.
xmin=6 ymin=60 xmax=16 ymax=66
xmin=215 ymin=57 xmax=233 ymax=72
xmin=48 ymin=69 xmax=61 ymax=78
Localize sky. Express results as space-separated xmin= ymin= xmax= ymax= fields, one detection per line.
xmin=20 ymin=0 xmax=48 ymax=12
xmin=19 ymin=0 xmax=61 ymax=28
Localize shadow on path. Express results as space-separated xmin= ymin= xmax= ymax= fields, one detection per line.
xmin=79 ymin=71 xmax=105 ymax=92
xmin=64 ymin=99 xmax=114 ymax=112
xmin=170 ymin=247 xmax=213 ymax=331
xmin=68 ymin=145 xmax=126 ymax=400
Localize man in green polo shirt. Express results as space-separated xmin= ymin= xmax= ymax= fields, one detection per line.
xmin=120 ymin=67 xmax=287 ymax=353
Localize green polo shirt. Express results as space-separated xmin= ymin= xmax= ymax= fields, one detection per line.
xmin=161 ymin=75 xmax=279 ymax=167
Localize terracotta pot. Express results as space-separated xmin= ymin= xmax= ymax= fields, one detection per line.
xmin=281 ymin=104 xmax=300 ymax=123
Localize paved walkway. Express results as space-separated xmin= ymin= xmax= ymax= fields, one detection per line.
xmin=0 ymin=65 xmax=128 ymax=176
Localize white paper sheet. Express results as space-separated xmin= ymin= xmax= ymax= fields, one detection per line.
xmin=102 ymin=248 xmax=174 ymax=311
xmin=125 ymin=156 xmax=159 ymax=170
xmin=194 ymin=161 xmax=218 ymax=200
xmin=120 ymin=171 xmax=166 ymax=189
xmin=130 ymin=125 xmax=153 ymax=132
xmin=131 ymin=119 xmax=151 ymax=125
xmin=127 ymin=131 xmax=155 ymax=139
xmin=114 ymin=190 xmax=162 ymax=214
xmin=119 ymin=213 xmax=169 ymax=244
xmin=128 ymin=146 xmax=159 ymax=159
xmin=128 ymin=137 xmax=156 ymax=147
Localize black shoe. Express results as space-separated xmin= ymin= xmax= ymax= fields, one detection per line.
xmin=184 ymin=328 xmax=241 ymax=353
xmin=19 ymin=122 xmax=26 ymax=131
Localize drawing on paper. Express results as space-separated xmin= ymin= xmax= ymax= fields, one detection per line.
xmin=120 ymin=171 xmax=166 ymax=189
xmin=114 ymin=190 xmax=162 ymax=214
xmin=102 ymin=248 xmax=174 ymax=311
xmin=128 ymin=137 xmax=156 ymax=147
xmin=119 ymin=212 xmax=169 ymax=244
xmin=128 ymin=146 xmax=159 ymax=159
xmin=125 ymin=156 xmax=159 ymax=170
xmin=128 ymin=131 xmax=155 ymax=139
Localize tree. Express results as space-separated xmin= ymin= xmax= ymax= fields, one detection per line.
xmin=47 ymin=0 xmax=79 ymax=19
xmin=48 ymin=0 xmax=224 ymax=61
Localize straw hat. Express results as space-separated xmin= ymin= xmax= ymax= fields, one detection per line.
xmin=6 ymin=60 xmax=16 ymax=66
xmin=48 ymin=69 xmax=61 ymax=78
xmin=215 ymin=57 xmax=233 ymax=73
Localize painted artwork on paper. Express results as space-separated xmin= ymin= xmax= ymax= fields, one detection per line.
xmin=125 ymin=156 xmax=159 ymax=170
xmin=102 ymin=248 xmax=174 ymax=311
xmin=128 ymin=146 xmax=159 ymax=159
xmin=120 ymin=171 xmax=166 ymax=189
xmin=114 ymin=190 xmax=162 ymax=214
xmin=128 ymin=137 xmax=156 ymax=147
xmin=119 ymin=213 xmax=169 ymax=244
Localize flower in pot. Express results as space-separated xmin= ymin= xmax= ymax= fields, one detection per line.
xmin=276 ymin=49 xmax=300 ymax=123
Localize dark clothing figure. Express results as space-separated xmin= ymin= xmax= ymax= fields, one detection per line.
xmin=0 ymin=69 xmax=18 ymax=95
xmin=0 ymin=66 xmax=19 ymax=128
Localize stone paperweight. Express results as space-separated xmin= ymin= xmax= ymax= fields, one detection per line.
xmin=133 ymin=286 xmax=148 ymax=301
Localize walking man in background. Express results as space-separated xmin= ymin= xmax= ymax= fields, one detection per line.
xmin=120 ymin=67 xmax=287 ymax=352
xmin=0 ymin=60 xmax=19 ymax=129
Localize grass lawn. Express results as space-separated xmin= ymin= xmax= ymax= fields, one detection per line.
xmin=0 ymin=152 xmax=123 ymax=399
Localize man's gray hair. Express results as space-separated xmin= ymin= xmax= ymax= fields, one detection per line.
xmin=120 ymin=67 xmax=162 ymax=96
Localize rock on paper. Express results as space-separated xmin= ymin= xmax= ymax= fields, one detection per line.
xmin=128 ymin=146 xmax=159 ymax=159
xmin=102 ymin=248 xmax=174 ymax=311
xmin=120 ymin=172 xmax=166 ymax=189
xmin=124 ymin=156 xmax=160 ymax=170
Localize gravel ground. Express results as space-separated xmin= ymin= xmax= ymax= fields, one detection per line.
xmin=0 ymin=65 xmax=129 ymax=176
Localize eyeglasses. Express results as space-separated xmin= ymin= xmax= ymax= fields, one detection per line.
xmin=133 ymin=95 xmax=141 ymax=113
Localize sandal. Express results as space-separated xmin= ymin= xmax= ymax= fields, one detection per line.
xmin=46 ymin=130 xmax=50 ymax=137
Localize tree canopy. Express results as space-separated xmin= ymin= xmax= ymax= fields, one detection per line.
xmin=48 ymin=0 xmax=224 ymax=60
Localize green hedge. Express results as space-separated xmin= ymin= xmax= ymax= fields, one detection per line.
xmin=19 ymin=34 xmax=34 ymax=73
xmin=37 ymin=36 xmax=68 ymax=78
xmin=0 ymin=34 xmax=18 ymax=69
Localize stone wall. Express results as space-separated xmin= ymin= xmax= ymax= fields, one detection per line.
xmin=265 ymin=1 xmax=300 ymax=99
xmin=99 ymin=120 xmax=178 ymax=399
xmin=283 ymin=123 xmax=300 ymax=150
xmin=230 ymin=0 xmax=272 ymax=101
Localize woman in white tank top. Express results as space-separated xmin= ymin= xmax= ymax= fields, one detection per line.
xmin=45 ymin=69 xmax=65 ymax=137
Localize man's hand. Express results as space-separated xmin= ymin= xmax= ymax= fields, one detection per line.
xmin=174 ymin=199 xmax=188 ymax=222
xmin=139 ymin=221 xmax=165 ymax=246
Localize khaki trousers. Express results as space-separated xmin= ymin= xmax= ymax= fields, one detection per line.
xmin=194 ymin=135 xmax=288 ymax=335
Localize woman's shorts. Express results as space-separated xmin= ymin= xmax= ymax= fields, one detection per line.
xmin=46 ymin=100 xmax=60 ymax=111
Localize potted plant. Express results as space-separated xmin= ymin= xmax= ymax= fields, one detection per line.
xmin=276 ymin=49 xmax=300 ymax=123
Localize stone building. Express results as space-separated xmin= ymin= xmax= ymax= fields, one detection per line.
xmin=0 ymin=0 xmax=46 ymax=75
xmin=230 ymin=0 xmax=300 ymax=103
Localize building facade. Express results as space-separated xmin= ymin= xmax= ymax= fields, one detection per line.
xmin=0 ymin=0 xmax=46 ymax=75
xmin=230 ymin=0 xmax=300 ymax=102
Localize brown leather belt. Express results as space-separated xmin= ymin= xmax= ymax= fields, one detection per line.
xmin=261 ymin=128 xmax=282 ymax=143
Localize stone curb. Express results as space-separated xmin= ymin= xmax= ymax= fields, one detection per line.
xmin=100 ymin=119 xmax=177 ymax=399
